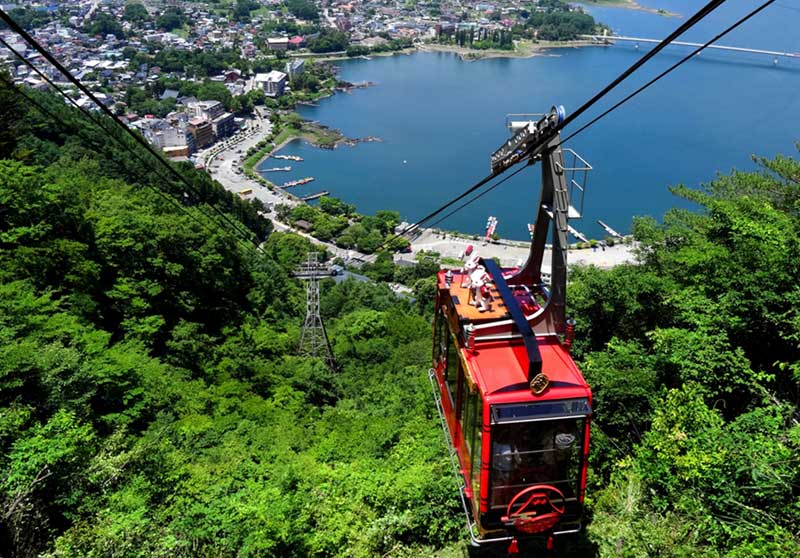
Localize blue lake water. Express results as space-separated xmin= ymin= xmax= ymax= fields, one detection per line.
xmin=259 ymin=0 xmax=800 ymax=240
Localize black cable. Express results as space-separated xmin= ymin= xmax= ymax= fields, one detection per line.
xmin=560 ymin=0 xmax=777 ymax=146
xmin=0 ymin=73 xmax=226 ymax=243
xmin=0 ymin=38 xmax=255 ymax=253
xmin=0 ymin=8 xmax=260 ymax=248
xmin=375 ymin=165 xmax=529 ymax=253
xmin=552 ymin=0 xmax=727 ymax=135
xmin=426 ymin=163 xmax=532 ymax=231
xmin=375 ymin=0 xmax=729 ymax=246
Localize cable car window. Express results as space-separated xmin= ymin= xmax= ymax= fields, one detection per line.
xmin=445 ymin=334 xmax=460 ymax=411
xmin=433 ymin=310 xmax=443 ymax=363
xmin=489 ymin=417 xmax=586 ymax=511
xmin=469 ymin=393 xmax=483 ymax=492
xmin=491 ymin=399 xmax=590 ymax=423
xmin=438 ymin=311 xmax=449 ymax=365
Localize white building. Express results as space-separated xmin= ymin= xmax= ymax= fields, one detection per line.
xmin=255 ymin=70 xmax=288 ymax=97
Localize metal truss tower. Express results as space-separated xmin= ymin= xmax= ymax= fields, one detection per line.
xmin=294 ymin=253 xmax=336 ymax=370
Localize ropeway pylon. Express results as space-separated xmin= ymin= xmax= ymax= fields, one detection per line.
xmin=294 ymin=253 xmax=336 ymax=370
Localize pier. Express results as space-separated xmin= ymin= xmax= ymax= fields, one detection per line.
xmin=301 ymin=191 xmax=329 ymax=202
xmin=568 ymin=225 xmax=588 ymax=243
xmin=582 ymin=34 xmax=799 ymax=63
xmin=597 ymin=220 xmax=624 ymax=239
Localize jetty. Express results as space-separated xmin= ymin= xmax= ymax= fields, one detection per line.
xmin=301 ymin=191 xmax=329 ymax=202
xmin=263 ymin=166 xmax=292 ymax=172
xmin=597 ymin=220 xmax=624 ymax=239
xmin=272 ymin=154 xmax=303 ymax=162
xmin=582 ymin=34 xmax=799 ymax=63
xmin=568 ymin=225 xmax=589 ymax=243
xmin=280 ymin=177 xmax=315 ymax=189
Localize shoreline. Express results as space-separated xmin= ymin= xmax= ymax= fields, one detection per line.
xmin=413 ymin=39 xmax=604 ymax=61
xmin=577 ymin=0 xmax=680 ymax=17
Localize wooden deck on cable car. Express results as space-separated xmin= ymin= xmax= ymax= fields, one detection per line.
xmin=443 ymin=271 xmax=511 ymax=322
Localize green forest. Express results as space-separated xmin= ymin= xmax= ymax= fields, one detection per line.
xmin=1 ymin=80 xmax=798 ymax=558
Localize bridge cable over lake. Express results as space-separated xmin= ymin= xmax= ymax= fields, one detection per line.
xmin=581 ymin=34 xmax=798 ymax=63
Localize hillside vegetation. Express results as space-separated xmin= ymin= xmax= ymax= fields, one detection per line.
xmin=0 ymin=81 xmax=798 ymax=558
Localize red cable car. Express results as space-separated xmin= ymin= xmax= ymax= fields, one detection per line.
xmin=430 ymin=107 xmax=593 ymax=550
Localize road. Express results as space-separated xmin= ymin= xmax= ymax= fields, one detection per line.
xmin=202 ymin=113 xmax=290 ymax=209
xmin=402 ymin=228 xmax=635 ymax=270
xmin=204 ymin=117 xmax=636 ymax=270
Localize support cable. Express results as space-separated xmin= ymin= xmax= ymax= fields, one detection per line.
xmin=0 ymin=73 xmax=230 ymax=244
xmin=427 ymin=0 xmax=778 ymax=225
xmin=550 ymin=0 xmax=727 ymax=135
xmin=0 ymin=8 xmax=260 ymax=248
xmin=0 ymin=39 xmax=256 ymax=252
xmin=559 ymin=0 xmax=776 ymax=146
xmin=376 ymin=0 xmax=729 ymax=247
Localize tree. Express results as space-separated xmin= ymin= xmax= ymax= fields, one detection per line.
xmin=307 ymin=29 xmax=349 ymax=53
xmin=85 ymin=12 xmax=125 ymax=39
xmin=156 ymin=7 xmax=185 ymax=32
xmin=123 ymin=3 xmax=149 ymax=23
xmin=286 ymin=0 xmax=319 ymax=21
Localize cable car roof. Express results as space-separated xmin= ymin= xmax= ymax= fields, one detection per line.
xmin=465 ymin=336 xmax=590 ymax=405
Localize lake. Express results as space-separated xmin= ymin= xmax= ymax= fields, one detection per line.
xmin=259 ymin=0 xmax=800 ymax=240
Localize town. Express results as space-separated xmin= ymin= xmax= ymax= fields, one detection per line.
xmin=0 ymin=0 xmax=598 ymax=164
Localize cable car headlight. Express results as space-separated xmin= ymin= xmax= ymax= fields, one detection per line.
xmin=530 ymin=373 xmax=550 ymax=395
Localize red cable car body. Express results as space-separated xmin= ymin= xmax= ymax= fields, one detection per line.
xmin=429 ymin=107 xmax=593 ymax=546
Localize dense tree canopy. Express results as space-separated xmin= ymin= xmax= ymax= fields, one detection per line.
xmin=0 ymin=77 xmax=798 ymax=558
xmin=285 ymin=0 xmax=320 ymax=21
xmin=308 ymin=29 xmax=350 ymax=53
xmin=85 ymin=12 xmax=125 ymax=39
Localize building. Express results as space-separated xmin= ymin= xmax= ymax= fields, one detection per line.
xmin=288 ymin=35 xmax=306 ymax=49
xmin=188 ymin=118 xmax=214 ymax=149
xmin=188 ymin=100 xmax=225 ymax=121
xmin=266 ymin=37 xmax=289 ymax=51
xmin=212 ymin=112 xmax=236 ymax=139
xmin=255 ymin=70 xmax=288 ymax=97
xmin=137 ymin=117 xmax=194 ymax=154
xmin=285 ymin=59 xmax=304 ymax=79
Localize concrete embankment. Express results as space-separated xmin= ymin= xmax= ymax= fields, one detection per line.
xmin=400 ymin=228 xmax=635 ymax=270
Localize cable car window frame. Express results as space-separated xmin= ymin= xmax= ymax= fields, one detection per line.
xmin=491 ymin=399 xmax=591 ymax=424
xmin=487 ymin=416 xmax=588 ymax=515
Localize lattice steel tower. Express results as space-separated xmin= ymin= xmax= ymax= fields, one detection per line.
xmin=294 ymin=253 xmax=336 ymax=369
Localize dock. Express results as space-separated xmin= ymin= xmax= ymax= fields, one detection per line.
xmin=582 ymin=34 xmax=798 ymax=63
xmin=568 ymin=225 xmax=588 ymax=243
xmin=301 ymin=191 xmax=329 ymax=202
xmin=597 ymin=220 xmax=624 ymax=239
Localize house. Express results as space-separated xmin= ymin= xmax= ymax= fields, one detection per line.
xmin=288 ymin=35 xmax=306 ymax=49
xmin=160 ymin=89 xmax=179 ymax=101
